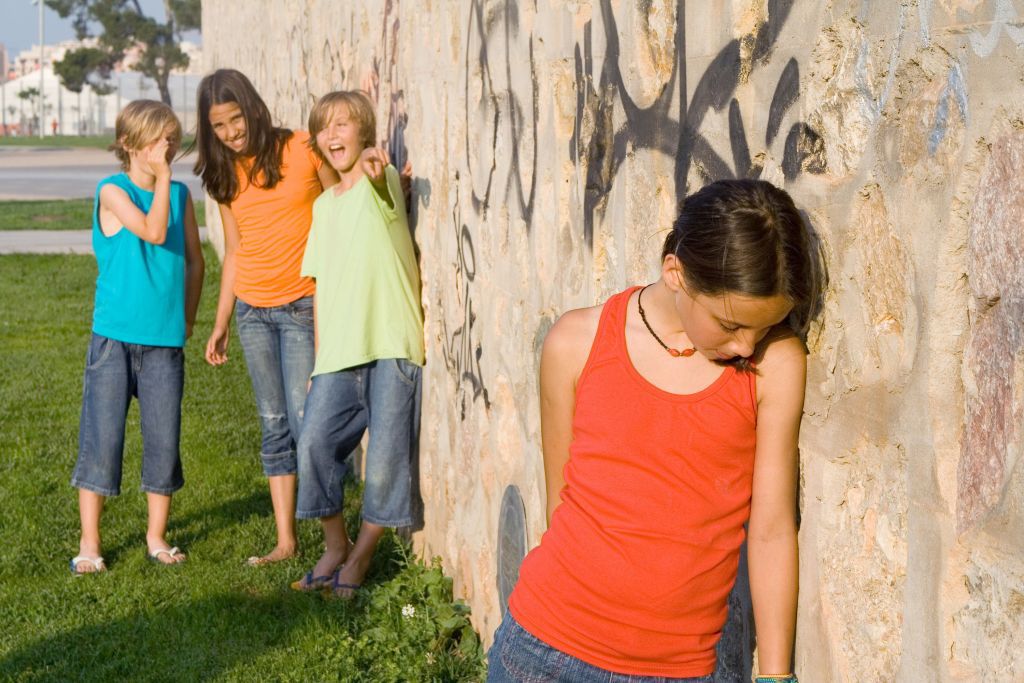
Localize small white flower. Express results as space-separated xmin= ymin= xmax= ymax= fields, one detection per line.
xmin=425 ymin=652 xmax=435 ymax=665
xmin=402 ymin=604 xmax=416 ymax=619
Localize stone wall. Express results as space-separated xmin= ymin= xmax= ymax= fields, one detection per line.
xmin=203 ymin=1 xmax=1024 ymax=679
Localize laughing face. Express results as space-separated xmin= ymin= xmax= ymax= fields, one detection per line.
xmin=208 ymin=102 xmax=248 ymax=155
xmin=315 ymin=103 xmax=364 ymax=174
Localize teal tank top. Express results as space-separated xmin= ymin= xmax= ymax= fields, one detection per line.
xmin=92 ymin=173 xmax=188 ymax=347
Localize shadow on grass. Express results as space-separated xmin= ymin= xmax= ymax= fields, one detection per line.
xmin=1 ymin=533 xmax=417 ymax=680
xmin=88 ymin=489 xmax=271 ymax=569
xmin=0 ymin=591 xmax=350 ymax=680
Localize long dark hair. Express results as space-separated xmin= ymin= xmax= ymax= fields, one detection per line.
xmin=191 ymin=69 xmax=293 ymax=204
xmin=663 ymin=179 xmax=827 ymax=344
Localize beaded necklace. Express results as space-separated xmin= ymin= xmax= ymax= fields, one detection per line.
xmin=637 ymin=285 xmax=696 ymax=358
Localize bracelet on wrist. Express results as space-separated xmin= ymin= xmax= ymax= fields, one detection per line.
xmin=755 ymin=675 xmax=798 ymax=683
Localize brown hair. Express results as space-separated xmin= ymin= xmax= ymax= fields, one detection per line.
xmin=109 ymin=100 xmax=182 ymax=171
xmin=307 ymin=90 xmax=377 ymax=162
xmin=663 ymin=179 xmax=828 ymax=366
xmin=191 ymin=69 xmax=292 ymax=204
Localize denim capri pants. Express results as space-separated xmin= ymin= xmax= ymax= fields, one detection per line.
xmin=71 ymin=333 xmax=184 ymax=496
xmin=235 ymin=296 xmax=315 ymax=477
xmin=487 ymin=612 xmax=716 ymax=683
xmin=296 ymin=358 xmax=421 ymax=527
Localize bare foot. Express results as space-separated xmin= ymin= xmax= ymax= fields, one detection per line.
xmin=291 ymin=546 xmax=348 ymax=591
xmin=147 ymin=546 xmax=186 ymax=565
xmin=71 ymin=555 xmax=106 ymax=574
xmin=146 ymin=534 xmax=186 ymax=565
xmin=246 ymin=545 xmax=298 ymax=566
xmin=328 ymin=554 xmax=372 ymax=599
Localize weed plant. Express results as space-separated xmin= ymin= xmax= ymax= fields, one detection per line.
xmin=0 ymin=250 xmax=485 ymax=682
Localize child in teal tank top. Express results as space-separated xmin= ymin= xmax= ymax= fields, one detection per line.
xmin=69 ymin=100 xmax=205 ymax=574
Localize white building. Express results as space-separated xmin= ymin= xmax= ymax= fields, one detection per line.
xmin=0 ymin=66 xmax=202 ymax=137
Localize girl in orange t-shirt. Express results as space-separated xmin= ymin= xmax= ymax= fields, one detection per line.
xmin=193 ymin=69 xmax=339 ymax=566
xmin=488 ymin=180 xmax=827 ymax=683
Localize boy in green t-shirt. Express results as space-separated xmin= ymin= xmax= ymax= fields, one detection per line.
xmin=291 ymin=90 xmax=424 ymax=597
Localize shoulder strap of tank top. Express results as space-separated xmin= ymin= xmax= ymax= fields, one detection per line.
xmin=577 ymin=286 xmax=641 ymax=387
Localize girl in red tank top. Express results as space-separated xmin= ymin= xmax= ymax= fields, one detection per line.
xmin=488 ymin=180 xmax=827 ymax=683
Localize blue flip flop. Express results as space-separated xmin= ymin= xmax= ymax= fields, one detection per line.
xmin=290 ymin=569 xmax=337 ymax=592
xmin=325 ymin=569 xmax=362 ymax=600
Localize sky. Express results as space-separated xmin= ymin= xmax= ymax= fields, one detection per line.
xmin=1 ymin=0 xmax=200 ymax=58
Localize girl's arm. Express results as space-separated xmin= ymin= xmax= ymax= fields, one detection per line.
xmin=182 ymin=191 xmax=205 ymax=339
xmin=539 ymin=306 xmax=600 ymax=527
xmin=748 ymin=333 xmax=807 ymax=676
xmin=204 ymin=203 xmax=241 ymax=365
xmin=317 ymin=162 xmax=340 ymax=191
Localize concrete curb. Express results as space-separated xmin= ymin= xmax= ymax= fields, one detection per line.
xmin=0 ymin=228 xmax=209 ymax=255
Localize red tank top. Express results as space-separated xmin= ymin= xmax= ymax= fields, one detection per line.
xmin=509 ymin=287 xmax=758 ymax=677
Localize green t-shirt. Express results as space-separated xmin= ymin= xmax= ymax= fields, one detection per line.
xmin=302 ymin=165 xmax=424 ymax=375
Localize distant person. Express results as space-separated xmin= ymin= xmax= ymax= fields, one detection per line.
xmin=486 ymin=180 xmax=826 ymax=683
xmin=192 ymin=69 xmax=339 ymax=566
xmin=289 ymin=90 xmax=423 ymax=598
xmin=70 ymin=100 xmax=205 ymax=574
xmin=51 ymin=118 xmax=57 ymax=136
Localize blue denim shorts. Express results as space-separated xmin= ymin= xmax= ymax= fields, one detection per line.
xmin=487 ymin=613 xmax=715 ymax=683
xmin=296 ymin=358 xmax=421 ymax=527
xmin=235 ymin=296 xmax=315 ymax=477
xmin=71 ymin=333 xmax=184 ymax=496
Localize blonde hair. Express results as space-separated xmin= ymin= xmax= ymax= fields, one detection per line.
xmin=109 ymin=100 xmax=182 ymax=171
xmin=307 ymin=91 xmax=377 ymax=161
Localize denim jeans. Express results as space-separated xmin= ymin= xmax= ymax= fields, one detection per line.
xmin=71 ymin=333 xmax=184 ymax=496
xmin=487 ymin=614 xmax=716 ymax=683
xmin=296 ymin=358 xmax=421 ymax=527
xmin=235 ymin=296 xmax=315 ymax=477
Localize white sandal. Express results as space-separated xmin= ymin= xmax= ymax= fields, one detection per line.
xmin=69 ymin=555 xmax=106 ymax=574
xmin=147 ymin=546 xmax=186 ymax=565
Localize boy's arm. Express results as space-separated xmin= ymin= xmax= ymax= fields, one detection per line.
xmin=205 ymin=203 xmax=240 ymax=365
xmin=182 ymin=191 xmax=205 ymax=339
xmin=747 ymin=334 xmax=806 ymax=678
xmin=99 ymin=139 xmax=173 ymax=244
xmin=360 ymin=146 xmax=395 ymax=210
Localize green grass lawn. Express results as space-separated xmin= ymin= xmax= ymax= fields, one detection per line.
xmin=0 ymin=135 xmax=196 ymax=150
xmin=0 ymin=198 xmax=207 ymax=230
xmin=0 ymin=249 xmax=485 ymax=682
xmin=0 ymin=135 xmax=116 ymax=149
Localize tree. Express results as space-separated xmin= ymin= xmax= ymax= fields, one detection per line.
xmin=47 ymin=0 xmax=200 ymax=106
xmin=17 ymin=87 xmax=41 ymax=134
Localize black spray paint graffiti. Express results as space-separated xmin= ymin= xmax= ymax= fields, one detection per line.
xmin=445 ymin=0 xmax=826 ymax=418
xmin=572 ymin=0 xmax=826 ymax=246
xmin=444 ymin=0 xmax=543 ymax=413
xmin=440 ymin=174 xmax=492 ymax=420
xmin=463 ymin=0 xmax=539 ymax=223
xmin=363 ymin=0 xmax=408 ymax=171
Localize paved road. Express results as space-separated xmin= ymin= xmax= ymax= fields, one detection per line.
xmin=0 ymin=228 xmax=209 ymax=255
xmin=0 ymin=146 xmax=203 ymax=200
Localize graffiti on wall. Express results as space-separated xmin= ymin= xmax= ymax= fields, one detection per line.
xmin=441 ymin=175 xmax=492 ymax=420
xmin=572 ymin=0 xmax=826 ymax=246
xmin=363 ymin=0 xmax=408 ymax=170
xmin=445 ymin=0 xmax=827 ymax=416
xmin=463 ymin=0 xmax=538 ymax=224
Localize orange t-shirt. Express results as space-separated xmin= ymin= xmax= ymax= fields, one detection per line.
xmin=229 ymin=130 xmax=323 ymax=307
xmin=508 ymin=286 xmax=759 ymax=678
